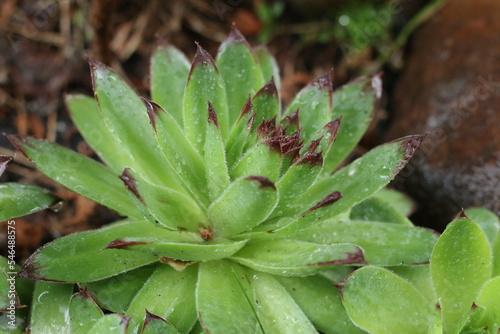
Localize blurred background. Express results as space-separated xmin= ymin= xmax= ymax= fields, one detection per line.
xmin=1 ymin=0 xmax=499 ymax=260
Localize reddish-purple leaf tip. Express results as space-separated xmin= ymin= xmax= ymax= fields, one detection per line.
xmin=0 ymin=155 xmax=13 ymax=176
xmin=238 ymin=95 xmax=253 ymax=121
xmin=458 ymin=208 xmax=469 ymax=219
xmin=102 ymin=239 xmax=150 ymax=250
xmin=143 ymin=310 xmax=170 ymax=329
xmin=324 ymin=116 xmax=342 ymax=144
xmin=305 ymin=191 xmax=343 ymax=214
xmin=207 ymin=101 xmax=219 ymax=127
xmin=298 ymin=152 xmax=323 ymax=167
xmin=254 ymin=77 xmax=279 ymax=99
xmin=312 ymin=73 xmax=333 ymax=92
xmin=307 ymin=247 xmax=366 ymax=266
xmin=5 ymin=134 xmax=30 ymax=162
xmin=189 ymin=43 xmax=217 ymax=79
xmin=245 ymin=175 xmax=276 ymax=190
xmin=141 ymin=98 xmax=164 ymax=131
xmin=400 ymin=133 xmax=427 ymax=163
xmin=119 ymin=168 xmax=144 ymax=203
xmin=282 ymin=108 xmax=300 ymax=129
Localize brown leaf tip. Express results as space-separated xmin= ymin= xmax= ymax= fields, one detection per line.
xmin=5 ymin=134 xmax=30 ymax=161
xmin=312 ymin=73 xmax=333 ymax=92
xmin=401 ymin=133 xmax=427 ymax=160
xmin=199 ymin=225 xmax=214 ymax=241
xmin=254 ymin=77 xmax=279 ymax=99
xmin=119 ymin=168 xmax=144 ymax=203
xmin=144 ymin=310 xmax=170 ymax=328
xmin=190 ymin=43 xmax=217 ymax=79
xmin=103 ymin=239 xmax=149 ymax=250
xmin=282 ymin=108 xmax=300 ymax=129
xmin=141 ymin=98 xmax=164 ymax=131
xmin=306 ymin=191 xmax=342 ymax=214
xmin=308 ymin=248 xmax=366 ymax=266
xmin=458 ymin=208 xmax=469 ymax=219
xmin=0 ymin=155 xmax=13 ymax=176
xmin=245 ymin=175 xmax=276 ymax=190
xmin=207 ymin=101 xmax=219 ymax=127
xmin=324 ymin=116 xmax=342 ymax=144
xmin=298 ymin=152 xmax=323 ymax=167
xmin=238 ymin=95 xmax=253 ymax=121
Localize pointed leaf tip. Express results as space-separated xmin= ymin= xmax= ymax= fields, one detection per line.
xmin=255 ymin=77 xmax=279 ymax=98
xmin=141 ymin=98 xmax=163 ymax=131
xmin=102 ymin=239 xmax=150 ymax=250
xmin=298 ymin=152 xmax=323 ymax=167
xmin=312 ymin=73 xmax=333 ymax=92
xmin=143 ymin=309 xmax=170 ymax=327
xmin=0 ymin=155 xmax=13 ymax=176
xmin=244 ymin=175 xmax=276 ymax=190
xmin=324 ymin=116 xmax=342 ymax=144
xmin=458 ymin=208 xmax=469 ymax=219
xmin=238 ymin=95 xmax=253 ymax=121
xmin=308 ymin=247 xmax=366 ymax=266
xmin=305 ymin=191 xmax=342 ymax=214
xmin=119 ymin=168 xmax=144 ymax=203
xmin=6 ymin=134 xmax=30 ymax=161
xmin=207 ymin=101 xmax=219 ymax=127
xmin=282 ymin=108 xmax=300 ymax=128
xmin=401 ymin=133 xmax=427 ymax=161
xmin=190 ymin=43 xmax=217 ymax=79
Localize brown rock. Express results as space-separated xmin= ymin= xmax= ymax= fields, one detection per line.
xmin=388 ymin=0 xmax=500 ymax=229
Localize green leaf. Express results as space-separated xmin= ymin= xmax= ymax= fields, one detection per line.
xmin=151 ymin=42 xmax=190 ymax=126
xmin=125 ymin=264 xmax=198 ymax=334
xmin=225 ymin=98 xmax=254 ymax=168
xmin=251 ymin=79 xmax=280 ymax=130
xmin=251 ymin=272 xmax=317 ymax=333
xmin=494 ymin=232 xmax=500 ymax=277
xmin=297 ymin=220 xmax=438 ymax=266
xmin=254 ymin=46 xmax=281 ymax=93
xmin=208 ymin=176 xmax=278 ymax=237
xmin=279 ymin=135 xmax=425 ymax=233
xmin=69 ymin=289 xmax=104 ymax=333
xmin=30 ymin=282 xmax=73 ymax=334
xmin=231 ymin=239 xmax=364 ymax=276
xmin=323 ymin=74 xmax=381 ymax=173
xmin=7 ymin=135 xmax=141 ymax=218
xmin=66 ymin=94 xmax=130 ymax=175
xmin=477 ymin=276 xmax=500 ymax=323
xmin=282 ymin=74 xmax=332 ymax=144
xmin=216 ymin=27 xmax=264 ymax=126
xmin=465 ymin=207 xmax=500 ymax=245
xmin=389 ymin=265 xmax=436 ymax=303
xmin=184 ymin=44 xmax=228 ymax=150
xmin=341 ymin=266 xmax=436 ymax=334
xmin=122 ymin=168 xmax=208 ymax=232
xmin=372 ymin=188 xmax=415 ymax=217
xmin=350 ymin=196 xmax=413 ymax=226
xmin=0 ymin=183 xmax=55 ymax=221
xmin=17 ymin=220 xmax=168 ymax=283
xmin=88 ymin=314 xmax=129 ymax=334
xmin=197 ymin=261 xmax=262 ymax=333
xmin=144 ymin=100 xmax=209 ymax=206
xmin=276 ymin=275 xmax=364 ymax=334
xmin=90 ymin=61 xmax=185 ymax=192
xmin=106 ymin=237 xmax=247 ymax=262
xmin=83 ymin=263 xmax=159 ymax=313
xmin=230 ymin=142 xmax=282 ymax=182
xmin=140 ymin=311 xmax=180 ymax=334
xmin=431 ymin=216 xmax=492 ymax=334
xmin=204 ymin=102 xmax=231 ymax=201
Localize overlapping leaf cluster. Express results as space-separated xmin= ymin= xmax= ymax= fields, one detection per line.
xmin=341 ymin=207 xmax=500 ymax=334
xmin=2 ymin=28 xmax=440 ymax=333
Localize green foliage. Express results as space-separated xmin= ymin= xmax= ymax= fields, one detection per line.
xmin=5 ymin=28 xmax=440 ymax=333
xmin=340 ymin=209 xmax=500 ymax=334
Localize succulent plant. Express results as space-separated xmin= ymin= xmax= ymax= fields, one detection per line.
xmin=340 ymin=207 xmax=500 ymax=334
xmin=5 ymin=27 xmax=439 ymax=333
